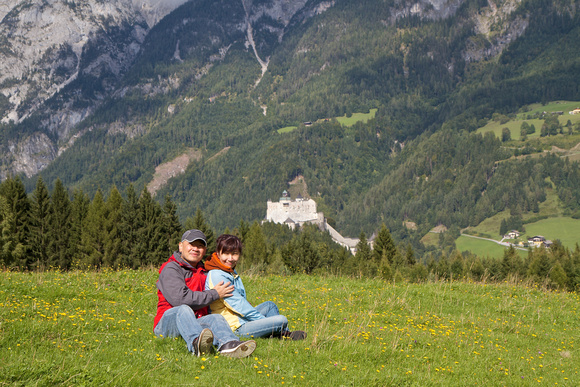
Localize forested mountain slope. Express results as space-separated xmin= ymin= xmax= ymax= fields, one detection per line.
xmin=1 ymin=0 xmax=580 ymax=244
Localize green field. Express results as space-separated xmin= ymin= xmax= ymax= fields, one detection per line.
xmin=277 ymin=108 xmax=377 ymax=133
xmin=1 ymin=270 xmax=578 ymax=385
xmin=455 ymin=235 xmax=526 ymax=259
xmin=476 ymin=100 xmax=580 ymax=141
xmin=277 ymin=126 xmax=298 ymax=134
xmin=523 ymin=217 xmax=580 ymax=248
xmin=335 ymin=108 xmax=377 ymax=127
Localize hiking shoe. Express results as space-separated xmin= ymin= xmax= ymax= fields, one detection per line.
xmin=219 ymin=340 xmax=256 ymax=358
xmin=281 ymin=330 xmax=307 ymax=341
xmin=193 ymin=328 xmax=214 ymax=357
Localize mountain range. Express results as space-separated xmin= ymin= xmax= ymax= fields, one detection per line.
xmin=1 ymin=0 xmax=579 ymax=245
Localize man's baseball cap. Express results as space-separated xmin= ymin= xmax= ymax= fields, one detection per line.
xmin=181 ymin=229 xmax=207 ymax=246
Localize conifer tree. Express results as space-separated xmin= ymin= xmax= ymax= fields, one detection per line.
xmin=30 ymin=177 xmax=51 ymax=270
xmin=405 ymin=243 xmax=416 ymax=266
xmin=281 ymin=230 xmax=320 ymax=274
xmin=70 ymin=189 xmax=90 ymax=267
xmin=161 ymin=194 xmax=183 ymax=259
xmin=136 ymin=187 xmax=165 ymax=266
xmin=118 ymin=184 xmax=142 ymax=268
xmin=354 ymin=231 xmax=372 ymax=275
xmin=238 ymin=219 xmax=250 ymax=243
xmin=527 ymin=248 xmax=551 ymax=282
xmin=242 ymin=221 xmax=268 ymax=270
xmin=501 ymin=245 xmax=521 ymax=280
xmin=355 ymin=231 xmax=371 ymax=261
xmin=0 ymin=176 xmax=31 ymax=269
xmin=0 ymin=195 xmax=24 ymax=268
xmin=372 ymin=224 xmax=397 ymax=265
xmin=103 ymin=186 xmax=124 ymax=268
xmin=48 ymin=179 xmax=72 ymax=270
xmin=549 ymin=261 xmax=568 ymax=289
xmin=80 ymin=189 xmax=108 ymax=268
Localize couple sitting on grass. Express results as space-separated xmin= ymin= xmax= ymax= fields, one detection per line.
xmin=153 ymin=229 xmax=306 ymax=358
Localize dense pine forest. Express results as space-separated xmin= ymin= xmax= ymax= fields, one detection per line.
xmin=1 ymin=0 xmax=580 ymax=286
xmin=1 ymin=174 xmax=579 ymax=292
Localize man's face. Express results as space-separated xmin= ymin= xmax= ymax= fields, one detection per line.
xmin=179 ymin=240 xmax=207 ymax=265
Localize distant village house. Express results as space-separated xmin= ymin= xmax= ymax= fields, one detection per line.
xmin=504 ymin=230 xmax=520 ymax=239
xmin=526 ymin=235 xmax=553 ymax=248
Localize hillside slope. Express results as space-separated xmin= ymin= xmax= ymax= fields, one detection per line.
xmin=2 ymin=0 xmax=580 ymax=242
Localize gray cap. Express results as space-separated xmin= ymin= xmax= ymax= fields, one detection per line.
xmin=181 ymin=229 xmax=207 ymax=246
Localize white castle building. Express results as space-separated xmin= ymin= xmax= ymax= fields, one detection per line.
xmin=265 ymin=190 xmax=324 ymax=229
xmin=265 ymin=190 xmax=359 ymax=253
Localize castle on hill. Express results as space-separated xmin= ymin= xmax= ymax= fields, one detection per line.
xmin=265 ymin=190 xmax=359 ymax=253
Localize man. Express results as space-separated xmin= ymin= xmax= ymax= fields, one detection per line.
xmin=154 ymin=229 xmax=256 ymax=358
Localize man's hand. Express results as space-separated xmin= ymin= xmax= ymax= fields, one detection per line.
xmin=213 ymin=281 xmax=234 ymax=298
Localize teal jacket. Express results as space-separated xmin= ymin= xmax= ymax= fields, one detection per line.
xmin=205 ymin=268 xmax=264 ymax=331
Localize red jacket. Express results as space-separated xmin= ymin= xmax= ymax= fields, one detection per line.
xmin=154 ymin=252 xmax=219 ymax=329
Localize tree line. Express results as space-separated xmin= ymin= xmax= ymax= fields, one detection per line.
xmin=2 ymin=175 xmax=579 ymax=292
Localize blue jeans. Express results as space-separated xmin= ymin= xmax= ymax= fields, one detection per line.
xmin=154 ymin=305 xmax=239 ymax=352
xmin=235 ymin=301 xmax=289 ymax=339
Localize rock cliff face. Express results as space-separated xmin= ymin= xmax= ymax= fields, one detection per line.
xmin=0 ymin=0 xmax=530 ymax=180
xmin=0 ymin=0 xmax=190 ymax=179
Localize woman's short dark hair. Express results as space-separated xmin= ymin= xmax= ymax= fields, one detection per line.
xmin=216 ymin=234 xmax=243 ymax=254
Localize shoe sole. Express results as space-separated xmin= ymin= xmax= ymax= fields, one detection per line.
xmin=220 ymin=340 xmax=256 ymax=358
xmin=197 ymin=328 xmax=214 ymax=357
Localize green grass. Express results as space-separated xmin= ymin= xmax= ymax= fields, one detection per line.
xmin=518 ymin=101 xmax=580 ymax=118
xmin=476 ymin=100 xmax=580 ymax=141
xmin=420 ymin=232 xmax=440 ymax=247
xmin=456 ymin=189 xmax=580 ymax=257
xmin=277 ymin=108 xmax=377 ymax=133
xmin=476 ymin=119 xmax=544 ymax=140
xmin=455 ymin=235 xmax=526 ymax=259
xmin=277 ymin=126 xmax=298 ymax=134
xmin=462 ymin=187 xmax=564 ymax=239
xmin=523 ymin=217 xmax=580 ymax=249
xmin=335 ymin=108 xmax=377 ymax=127
xmin=1 ymin=270 xmax=578 ymax=385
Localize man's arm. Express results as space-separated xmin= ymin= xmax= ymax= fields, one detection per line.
xmin=158 ymin=262 xmax=221 ymax=309
xmin=206 ymin=270 xmax=264 ymax=321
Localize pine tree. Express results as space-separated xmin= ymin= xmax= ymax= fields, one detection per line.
xmin=499 ymin=218 xmax=508 ymax=236
xmin=0 ymin=195 xmax=24 ymax=268
xmin=501 ymin=245 xmax=520 ymax=279
xmin=29 ymin=177 xmax=51 ymax=270
xmin=355 ymin=231 xmax=371 ymax=261
xmin=238 ymin=219 xmax=250 ymax=243
xmin=160 ymin=194 xmax=183 ymax=261
xmin=48 ymin=179 xmax=72 ymax=270
xmin=405 ymin=243 xmax=416 ymax=266
xmin=80 ymin=189 xmax=108 ymax=269
xmin=137 ymin=187 xmax=165 ymax=266
xmin=242 ymin=221 xmax=268 ymax=270
xmin=70 ymin=189 xmax=90 ymax=268
xmin=281 ymin=229 xmax=321 ymax=274
xmin=118 ymin=184 xmax=142 ymax=269
xmin=0 ymin=176 xmax=31 ymax=269
xmin=372 ymin=224 xmax=397 ymax=264
xmin=103 ymin=186 xmax=124 ymax=268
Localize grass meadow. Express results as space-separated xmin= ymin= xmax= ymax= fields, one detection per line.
xmin=335 ymin=109 xmax=378 ymax=127
xmin=524 ymin=217 xmax=580 ymax=248
xmin=1 ymin=270 xmax=578 ymax=386
xmin=454 ymin=236 xmax=526 ymax=259
xmin=476 ymin=100 xmax=580 ymax=141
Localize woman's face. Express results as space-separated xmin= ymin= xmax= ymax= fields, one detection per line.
xmin=217 ymin=250 xmax=240 ymax=269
